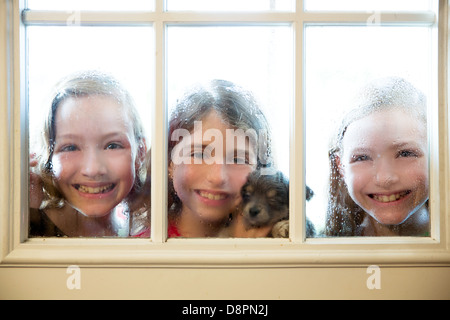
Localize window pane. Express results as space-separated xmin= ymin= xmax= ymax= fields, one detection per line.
xmin=167 ymin=26 xmax=293 ymax=238
xmin=305 ymin=26 xmax=433 ymax=237
xmin=28 ymin=26 xmax=153 ymax=238
xmin=167 ymin=0 xmax=294 ymax=12
xmin=304 ymin=0 xmax=431 ymax=12
xmin=27 ymin=0 xmax=154 ymax=11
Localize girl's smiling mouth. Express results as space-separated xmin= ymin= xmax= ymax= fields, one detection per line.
xmin=369 ymin=190 xmax=411 ymax=203
xmin=197 ymin=190 xmax=228 ymax=201
xmin=74 ymin=183 xmax=116 ymax=195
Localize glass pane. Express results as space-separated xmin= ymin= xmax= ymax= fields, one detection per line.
xmin=27 ymin=0 xmax=154 ymax=11
xmin=28 ymin=26 xmax=153 ymax=238
xmin=305 ymin=26 xmax=433 ymax=237
xmin=304 ymin=0 xmax=431 ymax=11
xmin=167 ymin=0 xmax=294 ymax=12
xmin=167 ymin=26 xmax=293 ymax=238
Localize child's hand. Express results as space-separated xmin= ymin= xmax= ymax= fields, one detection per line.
xmin=29 ymin=153 xmax=44 ymax=209
xmin=231 ymin=213 xmax=273 ymax=238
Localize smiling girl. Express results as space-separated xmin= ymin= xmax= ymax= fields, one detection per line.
xmin=326 ymin=77 xmax=429 ymax=237
xmin=168 ymin=80 xmax=274 ymax=237
xmin=30 ymin=71 xmax=149 ymax=237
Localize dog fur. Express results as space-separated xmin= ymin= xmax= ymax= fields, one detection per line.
xmin=219 ymin=170 xmax=315 ymax=238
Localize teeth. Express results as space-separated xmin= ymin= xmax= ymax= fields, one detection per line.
xmin=199 ymin=191 xmax=226 ymax=201
xmin=77 ymin=184 xmax=114 ymax=194
xmin=372 ymin=191 xmax=409 ymax=203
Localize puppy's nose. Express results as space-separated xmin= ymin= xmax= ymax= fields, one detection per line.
xmin=249 ymin=207 xmax=260 ymax=217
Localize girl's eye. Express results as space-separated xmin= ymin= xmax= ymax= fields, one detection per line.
xmin=233 ymin=156 xmax=249 ymax=165
xmin=59 ymin=144 xmax=78 ymax=152
xmin=106 ymin=142 xmax=123 ymax=150
xmin=191 ymin=151 xmax=203 ymax=159
xmin=351 ymin=154 xmax=370 ymax=162
xmin=398 ymin=150 xmax=419 ymax=158
xmin=231 ymin=150 xmax=250 ymax=165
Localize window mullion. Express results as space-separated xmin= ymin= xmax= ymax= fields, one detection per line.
xmin=303 ymin=11 xmax=436 ymax=25
xmin=21 ymin=10 xmax=155 ymax=26
xmin=288 ymin=17 xmax=305 ymax=243
xmin=156 ymin=0 xmax=164 ymax=13
xmin=151 ymin=5 xmax=168 ymax=242
xmin=150 ymin=0 xmax=168 ymax=243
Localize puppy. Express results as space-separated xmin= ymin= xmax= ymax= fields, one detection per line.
xmin=219 ymin=170 xmax=315 ymax=238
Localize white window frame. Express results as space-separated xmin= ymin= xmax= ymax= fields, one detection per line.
xmin=0 ymin=0 xmax=449 ymax=267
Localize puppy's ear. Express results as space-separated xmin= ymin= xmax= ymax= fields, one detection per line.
xmin=305 ymin=185 xmax=314 ymax=201
xmin=276 ymin=171 xmax=289 ymax=202
xmin=275 ymin=171 xmax=289 ymax=188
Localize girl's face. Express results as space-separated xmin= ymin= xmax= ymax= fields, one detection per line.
xmin=169 ymin=111 xmax=257 ymax=224
xmin=51 ymin=95 xmax=137 ymax=217
xmin=339 ymin=109 xmax=429 ymax=225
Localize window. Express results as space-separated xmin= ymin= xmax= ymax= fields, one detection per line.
xmin=167 ymin=26 xmax=292 ymax=238
xmin=1 ymin=0 xmax=449 ymax=267
xmin=28 ymin=26 xmax=153 ymax=238
xmin=305 ymin=26 xmax=433 ymax=236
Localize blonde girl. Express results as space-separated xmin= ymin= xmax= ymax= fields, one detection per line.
xmin=30 ymin=70 xmax=149 ymax=237
xmin=326 ymin=77 xmax=429 ymax=237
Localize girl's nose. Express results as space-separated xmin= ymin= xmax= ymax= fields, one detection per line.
xmin=80 ymin=150 xmax=107 ymax=178
xmin=374 ymin=159 xmax=399 ymax=187
xmin=206 ymin=163 xmax=228 ymax=187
